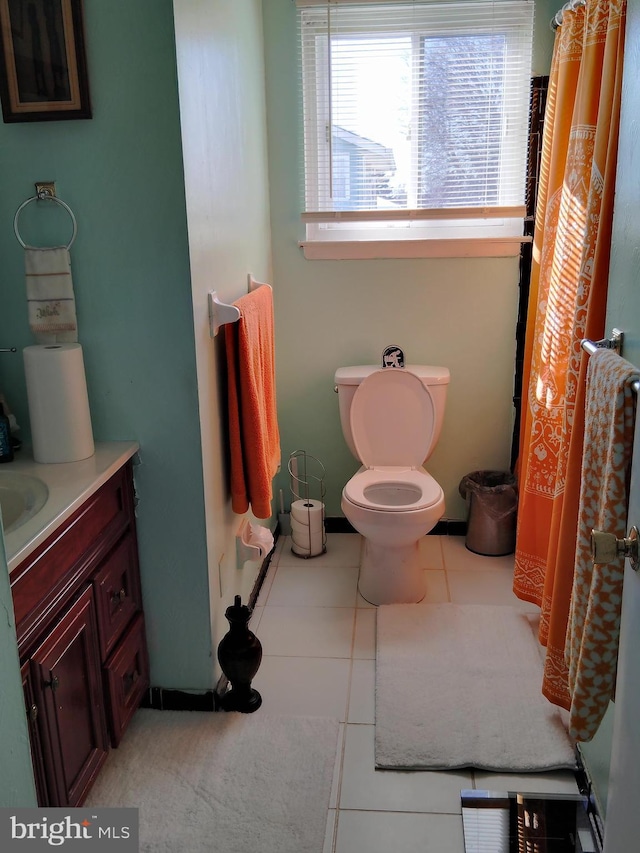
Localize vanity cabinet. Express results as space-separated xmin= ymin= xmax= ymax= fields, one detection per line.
xmin=11 ymin=461 xmax=149 ymax=807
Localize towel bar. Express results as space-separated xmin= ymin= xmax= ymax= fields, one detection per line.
xmin=581 ymin=330 xmax=640 ymax=394
xmin=208 ymin=291 xmax=241 ymax=337
xmin=208 ymin=274 xmax=272 ymax=337
xmin=580 ymin=328 xmax=623 ymax=355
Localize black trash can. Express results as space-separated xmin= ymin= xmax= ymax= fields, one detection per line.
xmin=459 ymin=471 xmax=518 ymax=556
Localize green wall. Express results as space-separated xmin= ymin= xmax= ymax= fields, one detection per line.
xmin=579 ymin=0 xmax=640 ymax=816
xmin=262 ymin=0 xmax=556 ymax=519
xmin=0 ymin=535 xmax=37 ymax=806
xmin=0 ymin=0 xmax=211 ymax=696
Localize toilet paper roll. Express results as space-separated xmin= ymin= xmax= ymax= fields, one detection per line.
xmin=24 ymin=344 xmax=95 ymax=464
xmin=245 ymin=522 xmax=274 ymax=559
xmin=291 ymin=498 xmax=325 ymax=557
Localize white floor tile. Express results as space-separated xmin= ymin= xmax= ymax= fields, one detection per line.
xmin=335 ymin=809 xmax=466 ymax=853
xmin=269 ymin=533 xmax=288 ymax=565
xmin=423 ymin=569 xmax=450 ymax=603
xmin=278 ymin=533 xmax=362 ymax=567
xmin=356 ymin=588 xmax=375 ymax=608
xmin=249 ymin=604 xmax=264 ymax=632
xmin=253 ymin=656 xmax=351 ymax=719
xmin=473 ymin=769 xmax=580 ymax=796
xmin=339 ymin=724 xmax=472 ymax=814
xmin=352 ymin=608 xmax=376 ymax=660
xmin=442 ymin=535 xmax=515 ymax=572
xmin=330 ymin=724 xmax=345 ymax=809
xmin=324 ymin=809 xmax=337 ymax=853
xmin=447 ymin=568 xmax=538 ymax=611
xmin=419 ymin=534 xmax=445 ymax=570
xmin=255 ymin=563 xmax=278 ymax=607
xmin=348 ymin=659 xmax=375 ymax=724
xmin=249 ymin=531 xmax=577 ymax=853
xmin=266 ymin=565 xmax=359 ymax=607
xmin=258 ymin=605 xmax=355 ymax=658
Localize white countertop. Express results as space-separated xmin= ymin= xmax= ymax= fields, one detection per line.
xmin=3 ymin=441 xmax=140 ymax=573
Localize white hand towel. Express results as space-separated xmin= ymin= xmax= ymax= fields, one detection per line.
xmin=25 ymin=246 xmax=78 ymax=343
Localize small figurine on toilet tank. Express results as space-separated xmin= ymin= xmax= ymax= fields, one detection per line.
xmin=382 ymin=345 xmax=405 ymax=368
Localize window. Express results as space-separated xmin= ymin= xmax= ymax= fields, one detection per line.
xmin=297 ymin=0 xmax=535 ymax=258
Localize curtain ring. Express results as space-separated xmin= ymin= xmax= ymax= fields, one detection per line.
xmin=13 ymin=193 xmax=78 ymax=250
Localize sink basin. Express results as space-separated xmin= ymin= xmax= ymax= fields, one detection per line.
xmin=0 ymin=471 xmax=49 ymax=534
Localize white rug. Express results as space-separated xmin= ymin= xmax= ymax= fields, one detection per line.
xmin=86 ymin=709 xmax=339 ymax=853
xmin=375 ymin=603 xmax=577 ymax=772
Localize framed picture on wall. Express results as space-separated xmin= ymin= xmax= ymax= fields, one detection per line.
xmin=0 ymin=0 xmax=91 ymax=122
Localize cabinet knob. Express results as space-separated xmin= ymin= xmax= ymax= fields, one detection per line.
xmin=123 ymin=668 xmax=139 ymax=694
xmin=111 ymin=588 xmax=127 ymax=606
xmin=591 ymin=526 xmax=639 ymax=571
xmin=45 ymin=674 xmax=60 ymax=692
xmin=28 ymin=704 xmax=38 ymax=722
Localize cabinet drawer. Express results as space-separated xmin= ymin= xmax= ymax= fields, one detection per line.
xmin=13 ymin=467 xmax=131 ymax=651
xmin=104 ymin=613 xmax=150 ymax=747
xmin=93 ymin=533 xmax=142 ymax=661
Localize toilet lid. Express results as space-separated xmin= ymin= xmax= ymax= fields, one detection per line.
xmin=350 ymin=369 xmax=434 ymax=467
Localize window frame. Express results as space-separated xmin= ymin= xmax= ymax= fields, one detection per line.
xmin=298 ymin=0 xmax=535 ymax=259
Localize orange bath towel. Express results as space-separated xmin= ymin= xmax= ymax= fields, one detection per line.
xmin=225 ymin=284 xmax=281 ymax=519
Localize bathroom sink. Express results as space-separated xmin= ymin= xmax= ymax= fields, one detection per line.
xmin=0 ymin=471 xmax=49 ymax=534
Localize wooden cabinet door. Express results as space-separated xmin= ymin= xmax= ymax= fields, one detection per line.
xmin=31 ymin=585 xmax=109 ymax=807
xmin=21 ymin=661 xmax=49 ymax=806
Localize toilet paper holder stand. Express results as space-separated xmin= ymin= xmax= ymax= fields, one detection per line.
xmin=289 ymin=450 xmax=327 ymax=558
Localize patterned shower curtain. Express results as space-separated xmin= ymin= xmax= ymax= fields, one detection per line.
xmin=513 ymin=0 xmax=626 ymax=713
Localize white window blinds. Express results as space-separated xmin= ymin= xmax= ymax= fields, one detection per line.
xmin=297 ymin=0 xmax=535 ymax=243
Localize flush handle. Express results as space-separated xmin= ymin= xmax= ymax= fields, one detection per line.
xmin=591 ymin=526 xmax=639 ymax=572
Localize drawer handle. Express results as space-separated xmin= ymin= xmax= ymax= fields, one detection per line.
xmin=29 ymin=704 xmax=38 ymax=722
xmin=111 ymin=588 xmax=127 ymax=606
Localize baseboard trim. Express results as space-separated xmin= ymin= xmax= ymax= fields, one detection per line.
xmin=325 ymin=516 xmax=467 ymax=536
xmin=575 ymin=748 xmax=606 ymax=852
xmin=142 ymin=687 xmax=217 ymax=712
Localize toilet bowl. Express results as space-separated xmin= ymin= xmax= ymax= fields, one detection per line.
xmin=335 ymin=365 xmax=449 ymax=605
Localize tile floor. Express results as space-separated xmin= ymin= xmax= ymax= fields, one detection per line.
xmin=250 ymin=532 xmax=580 ymax=853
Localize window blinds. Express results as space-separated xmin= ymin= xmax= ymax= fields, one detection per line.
xmin=298 ymin=0 xmax=534 ymax=227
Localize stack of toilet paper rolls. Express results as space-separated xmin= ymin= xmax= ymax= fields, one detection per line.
xmin=291 ymin=498 xmax=325 ymax=557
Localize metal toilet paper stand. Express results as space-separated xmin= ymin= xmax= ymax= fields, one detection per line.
xmin=288 ymin=450 xmax=327 ymax=558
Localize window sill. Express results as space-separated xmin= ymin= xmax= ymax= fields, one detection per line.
xmin=299 ymin=237 xmax=531 ymax=261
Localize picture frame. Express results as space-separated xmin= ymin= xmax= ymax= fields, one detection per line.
xmin=0 ymin=0 xmax=91 ymax=123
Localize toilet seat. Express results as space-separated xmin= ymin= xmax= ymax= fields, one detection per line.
xmin=350 ymin=369 xmax=434 ymax=468
xmin=344 ymin=467 xmax=442 ymax=512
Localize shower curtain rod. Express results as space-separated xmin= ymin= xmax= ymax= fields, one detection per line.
xmin=551 ymin=0 xmax=586 ymax=29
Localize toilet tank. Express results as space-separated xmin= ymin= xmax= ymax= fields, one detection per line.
xmin=334 ymin=365 xmax=450 ymax=463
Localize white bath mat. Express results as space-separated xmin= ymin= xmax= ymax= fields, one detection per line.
xmin=86 ymin=709 xmax=339 ymax=853
xmin=375 ymin=603 xmax=577 ymax=771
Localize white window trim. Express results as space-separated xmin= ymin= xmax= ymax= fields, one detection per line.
xmin=299 ymin=236 xmax=531 ymax=260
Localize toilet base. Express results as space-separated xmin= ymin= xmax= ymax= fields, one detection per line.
xmin=358 ymin=539 xmax=425 ymax=605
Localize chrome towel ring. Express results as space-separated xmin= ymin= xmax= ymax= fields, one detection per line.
xmin=14 ymin=189 xmax=77 ymax=250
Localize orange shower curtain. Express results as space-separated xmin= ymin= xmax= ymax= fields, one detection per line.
xmin=513 ymin=0 xmax=626 ymax=713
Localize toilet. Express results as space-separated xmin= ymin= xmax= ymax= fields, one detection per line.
xmin=335 ymin=364 xmax=450 ymax=605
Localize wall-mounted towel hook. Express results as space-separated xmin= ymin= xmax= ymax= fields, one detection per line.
xmin=208 ymin=291 xmax=241 ymax=337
